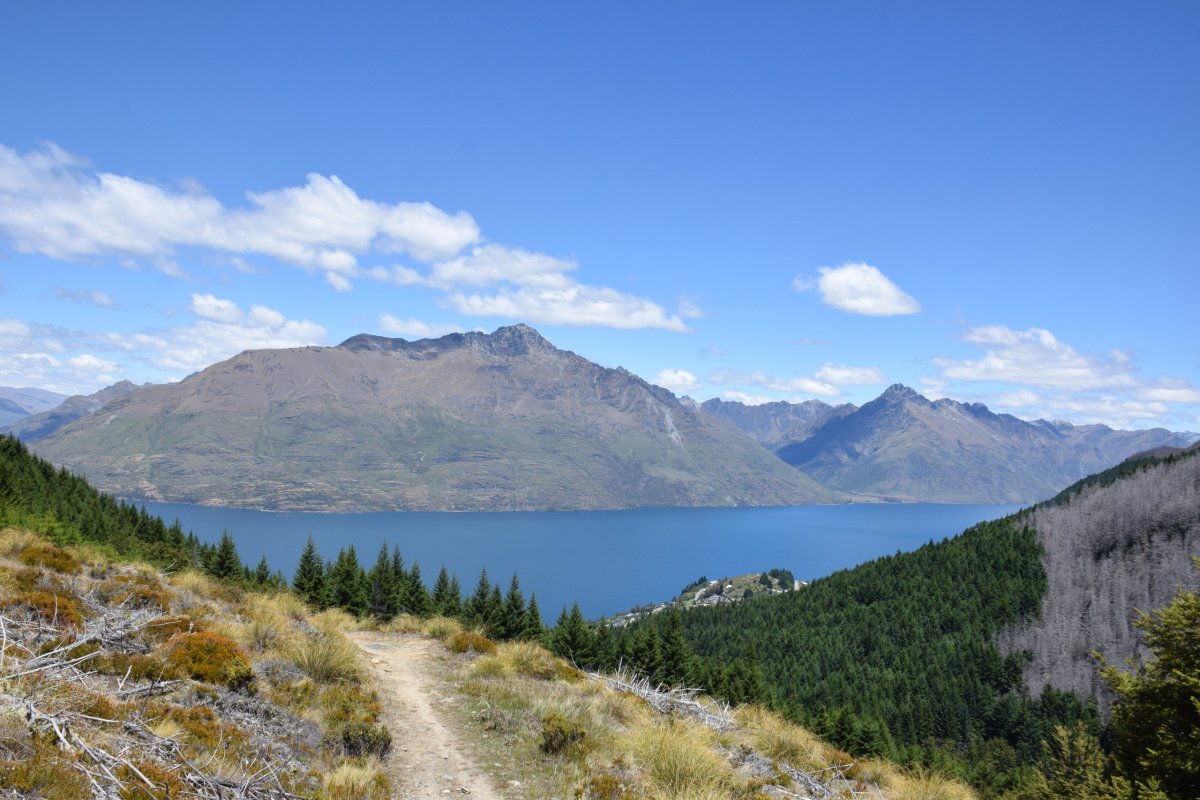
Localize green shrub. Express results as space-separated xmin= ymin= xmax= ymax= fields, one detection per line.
xmin=17 ymin=543 xmax=81 ymax=574
xmin=336 ymin=721 xmax=393 ymax=758
xmin=539 ymin=711 xmax=586 ymax=756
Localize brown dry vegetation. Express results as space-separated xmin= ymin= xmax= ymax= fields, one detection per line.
xmin=0 ymin=527 xmax=391 ymax=800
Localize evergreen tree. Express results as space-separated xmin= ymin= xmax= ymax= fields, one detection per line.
xmin=293 ymin=537 xmax=326 ymax=606
xmin=523 ymin=593 xmax=545 ymax=643
xmin=500 ymin=574 xmax=526 ymax=640
xmin=1103 ymin=571 xmax=1200 ymax=797
xmin=463 ymin=568 xmax=493 ymax=630
xmin=627 ymin=624 xmax=662 ymax=683
xmin=592 ymin=622 xmax=619 ymax=672
xmin=211 ymin=530 xmax=242 ymax=581
xmin=389 ymin=548 xmax=410 ymax=614
xmin=407 ymin=561 xmax=432 ymax=617
xmin=658 ymin=607 xmax=694 ymax=686
xmin=551 ymin=604 xmax=595 ymax=667
xmin=253 ymin=554 xmax=272 ymax=586
xmin=446 ymin=574 xmax=463 ymax=618
xmin=330 ymin=545 xmax=368 ymax=617
xmin=486 ymin=585 xmax=504 ymax=637
xmin=431 ymin=566 xmax=457 ymax=616
xmin=367 ymin=543 xmax=396 ymax=620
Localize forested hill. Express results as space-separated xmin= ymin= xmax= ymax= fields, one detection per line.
xmin=998 ymin=443 xmax=1200 ymax=711
xmin=663 ymin=445 xmax=1200 ymax=793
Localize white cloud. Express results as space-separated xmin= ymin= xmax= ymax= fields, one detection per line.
xmin=109 ymin=295 xmax=326 ymax=373
xmin=54 ymin=287 xmax=117 ymax=308
xmin=66 ymin=354 xmax=120 ymax=384
xmin=191 ymin=293 xmax=243 ymax=323
xmin=996 ymin=390 xmax=1042 ymax=408
xmin=814 ymin=363 xmax=887 ymax=386
xmin=429 ymin=244 xmax=576 ymax=290
xmin=709 ymin=369 xmax=839 ymax=397
xmin=720 ymin=390 xmax=778 ymax=406
xmin=1137 ymin=382 xmax=1200 ymax=404
xmin=653 ymin=368 xmax=701 ymax=394
xmin=936 ymin=326 xmax=1138 ymax=391
xmin=1040 ymin=396 xmax=1170 ymax=428
xmin=796 ymin=262 xmax=921 ymax=316
xmin=444 ymin=284 xmax=691 ymax=331
xmin=378 ymin=314 xmax=462 ymax=339
xmin=0 ymin=143 xmax=480 ymax=289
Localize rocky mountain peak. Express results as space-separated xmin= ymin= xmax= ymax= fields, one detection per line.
xmin=338 ymin=323 xmax=557 ymax=359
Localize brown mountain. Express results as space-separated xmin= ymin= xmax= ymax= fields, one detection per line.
xmin=698 ymin=397 xmax=856 ymax=450
xmin=774 ymin=384 xmax=1194 ymax=503
xmin=33 ymin=325 xmax=842 ymax=511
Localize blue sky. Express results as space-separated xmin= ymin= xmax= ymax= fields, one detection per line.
xmin=1 ymin=1 xmax=1197 ymax=430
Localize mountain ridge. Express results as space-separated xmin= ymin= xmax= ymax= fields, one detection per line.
xmin=32 ymin=325 xmax=842 ymax=511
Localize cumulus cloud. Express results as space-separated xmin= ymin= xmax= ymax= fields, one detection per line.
xmin=0 ymin=143 xmax=693 ymax=333
xmin=709 ymin=369 xmax=839 ymax=397
xmin=378 ymin=314 xmax=463 ymax=339
xmin=795 ymin=262 xmax=921 ymax=316
xmin=444 ymin=284 xmax=691 ymax=331
xmin=54 ymin=287 xmax=117 ymax=308
xmin=719 ymin=390 xmax=778 ymax=406
xmin=0 ymin=143 xmax=480 ymax=290
xmin=106 ymin=294 xmax=326 ymax=373
xmin=814 ymin=363 xmax=887 ymax=386
xmin=1137 ymin=382 xmax=1200 ymax=404
xmin=996 ymin=390 xmax=1042 ymax=409
xmin=653 ymin=368 xmax=701 ymax=394
xmin=936 ymin=326 xmax=1138 ymax=391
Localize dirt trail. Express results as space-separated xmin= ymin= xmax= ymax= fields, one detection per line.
xmin=351 ymin=633 xmax=503 ymax=800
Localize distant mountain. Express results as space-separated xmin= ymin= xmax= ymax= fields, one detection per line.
xmin=0 ymin=386 xmax=67 ymax=427
xmin=2 ymin=380 xmax=142 ymax=442
xmin=699 ymin=397 xmax=856 ymax=450
xmin=774 ymin=384 xmax=1193 ymax=503
xmin=33 ymin=325 xmax=842 ymax=511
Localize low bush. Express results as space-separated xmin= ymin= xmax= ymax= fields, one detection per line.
xmin=0 ymin=590 xmax=84 ymax=629
xmin=17 ymin=542 xmax=81 ymax=574
xmin=0 ymin=740 xmax=91 ymax=800
xmin=539 ymin=711 xmax=587 ymax=757
xmin=447 ymin=630 xmax=496 ymax=655
xmin=164 ymin=631 xmax=254 ymax=691
xmin=336 ymin=721 xmax=393 ymax=758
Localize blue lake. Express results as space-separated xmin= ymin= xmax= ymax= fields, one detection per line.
xmin=141 ymin=502 xmax=1020 ymax=618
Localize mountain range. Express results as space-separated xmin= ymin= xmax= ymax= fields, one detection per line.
xmin=705 ymin=385 xmax=1194 ymax=503
xmin=29 ymin=325 xmax=838 ymax=511
xmin=0 ymin=386 xmax=67 ymax=427
xmin=2 ymin=380 xmax=141 ymax=442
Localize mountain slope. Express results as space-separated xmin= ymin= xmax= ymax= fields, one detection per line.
xmin=775 ymin=384 xmax=1192 ymax=503
xmin=998 ymin=445 xmax=1200 ymax=712
xmin=699 ymin=397 xmax=856 ymax=450
xmin=2 ymin=380 xmax=141 ymax=442
xmin=0 ymin=386 xmax=66 ymax=427
xmin=33 ymin=325 xmax=841 ymax=511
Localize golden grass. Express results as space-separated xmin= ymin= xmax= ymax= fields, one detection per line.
xmin=290 ymin=632 xmax=363 ymax=684
xmin=380 ymin=613 xmax=424 ymax=633
xmin=735 ymin=704 xmax=827 ymax=774
xmin=631 ymin=721 xmax=733 ymax=800
xmin=0 ymin=527 xmax=42 ymax=558
xmin=421 ymin=615 xmax=462 ymax=639
xmin=887 ymin=768 xmax=978 ymax=800
xmin=321 ymin=757 xmax=389 ymax=800
xmin=311 ymin=608 xmax=360 ymax=634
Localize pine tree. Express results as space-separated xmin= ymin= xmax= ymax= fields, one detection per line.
xmin=658 ymin=607 xmax=694 ymax=686
xmin=330 ymin=545 xmax=368 ymax=617
xmin=211 ymin=530 xmax=242 ymax=581
xmin=464 ymin=568 xmax=493 ymax=630
xmin=367 ymin=543 xmax=396 ymax=620
xmin=551 ymin=604 xmax=595 ymax=667
xmin=592 ymin=622 xmax=619 ymax=671
xmin=431 ymin=566 xmax=457 ymax=616
xmin=390 ymin=548 xmax=410 ymax=614
xmin=628 ymin=624 xmax=663 ymax=683
xmin=523 ymin=593 xmax=545 ymax=643
xmin=446 ymin=574 xmax=463 ymax=618
xmin=253 ymin=555 xmax=272 ymax=586
xmin=407 ymin=561 xmax=432 ymax=617
xmin=293 ymin=537 xmax=325 ymax=606
xmin=486 ymin=585 xmax=504 ymax=637
xmin=499 ymin=574 xmax=526 ymax=641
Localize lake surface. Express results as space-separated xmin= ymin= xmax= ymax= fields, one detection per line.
xmin=141 ymin=502 xmax=1020 ymax=618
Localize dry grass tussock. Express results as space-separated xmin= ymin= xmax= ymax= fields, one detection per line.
xmin=422 ymin=614 xmax=463 ymax=639
xmin=0 ymin=528 xmax=393 ymax=800
xmin=447 ymin=637 xmax=976 ymax=800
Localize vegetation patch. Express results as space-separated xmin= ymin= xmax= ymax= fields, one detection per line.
xmin=447 ymin=629 xmax=497 ymax=655
xmin=0 ymin=589 xmax=84 ymax=628
xmin=16 ymin=541 xmax=81 ymax=574
xmin=164 ymin=631 xmax=255 ymax=691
